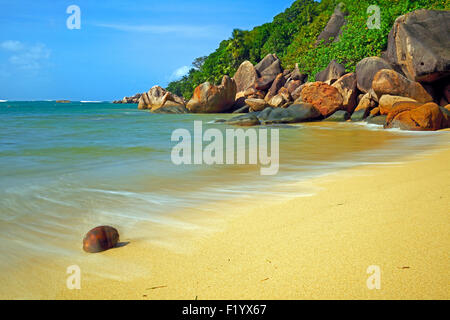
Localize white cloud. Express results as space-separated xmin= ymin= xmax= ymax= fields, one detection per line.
xmin=1 ymin=42 xmax=50 ymax=71
xmin=94 ymin=23 xmax=216 ymax=38
xmin=170 ymin=66 xmax=190 ymax=80
xmin=1 ymin=40 xmax=24 ymax=51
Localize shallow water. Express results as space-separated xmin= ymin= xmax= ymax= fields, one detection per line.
xmin=0 ymin=101 xmax=449 ymax=291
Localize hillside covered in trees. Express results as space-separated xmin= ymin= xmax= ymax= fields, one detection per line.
xmin=166 ymin=0 xmax=449 ymax=100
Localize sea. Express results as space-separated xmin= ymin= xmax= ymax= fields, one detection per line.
xmin=0 ymin=100 xmax=448 ymax=297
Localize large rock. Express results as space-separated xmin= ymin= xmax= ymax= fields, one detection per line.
xmin=255 ymin=54 xmax=283 ymax=84
xmin=233 ymin=60 xmax=258 ymax=93
xmin=245 ymin=98 xmax=269 ymax=112
xmin=316 ymin=5 xmax=347 ymax=45
xmin=254 ymin=76 xmax=275 ymax=91
xmin=187 ymin=76 xmax=237 ymax=113
xmin=386 ymin=9 xmax=450 ymax=83
xmin=285 ymin=80 xmax=303 ymax=95
xmin=300 ymin=82 xmax=344 ymax=117
xmin=83 ymin=226 xmax=119 ymax=253
xmin=367 ymin=115 xmax=387 ymax=126
xmin=385 ymin=102 xmax=444 ymax=131
xmin=354 ymin=92 xmax=376 ymax=113
xmin=138 ymin=86 xmax=185 ymax=111
xmin=355 ymin=57 xmax=393 ymax=93
xmin=378 ymin=95 xmax=417 ymax=115
xmin=226 ymin=113 xmax=260 ymax=126
xmin=315 ymin=60 xmax=346 ymax=82
xmin=255 ymin=54 xmax=279 ymax=74
xmin=291 ymin=84 xmax=306 ymax=101
xmin=325 ymin=110 xmax=350 ymax=122
xmin=258 ymin=103 xmax=322 ymax=124
xmin=267 ymin=87 xmax=291 ymax=108
xmin=332 ymin=73 xmax=358 ymax=113
xmin=372 ymin=69 xmax=433 ymax=103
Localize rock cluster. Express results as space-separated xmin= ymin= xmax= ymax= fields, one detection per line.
xmin=113 ymin=9 xmax=449 ymax=131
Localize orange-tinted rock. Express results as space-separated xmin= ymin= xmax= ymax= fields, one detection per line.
xmin=300 ymin=82 xmax=343 ymax=117
xmin=187 ymin=76 xmax=237 ymax=113
xmin=83 ymin=226 xmax=119 ymax=253
xmin=378 ymin=95 xmax=417 ymax=115
xmin=372 ymin=69 xmax=433 ymax=103
xmin=385 ymin=102 xmax=443 ymax=131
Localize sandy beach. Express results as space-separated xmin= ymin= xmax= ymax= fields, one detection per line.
xmin=38 ymin=140 xmax=447 ymax=300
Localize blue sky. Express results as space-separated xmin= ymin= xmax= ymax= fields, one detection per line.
xmin=0 ymin=0 xmax=296 ymax=101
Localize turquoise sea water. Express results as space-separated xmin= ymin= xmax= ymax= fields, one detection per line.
xmin=0 ymin=101 xmax=449 ymax=275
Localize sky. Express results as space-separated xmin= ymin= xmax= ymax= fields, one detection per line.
xmin=0 ymin=0 xmax=297 ymax=101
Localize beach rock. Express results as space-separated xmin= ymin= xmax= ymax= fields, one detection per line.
xmin=291 ymin=84 xmax=306 ymax=101
xmin=356 ymin=57 xmax=393 ymax=93
xmin=351 ymin=108 xmax=371 ymax=122
xmin=235 ymin=87 xmax=266 ymax=108
xmin=259 ymin=103 xmax=322 ymax=124
xmin=187 ymin=76 xmax=237 ymax=113
xmin=226 ymin=113 xmax=260 ymax=126
xmin=151 ymin=104 xmax=188 ymax=114
xmin=315 ymin=60 xmax=346 ymax=83
xmin=265 ymin=73 xmax=286 ymax=102
xmin=367 ymin=115 xmax=387 ymax=125
xmin=267 ymin=87 xmax=292 ymax=108
xmin=290 ymin=63 xmax=307 ymax=82
xmin=354 ymin=92 xmax=376 ymax=113
xmin=245 ymin=98 xmax=269 ymax=112
xmin=386 ymin=9 xmax=450 ymax=83
xmin=254 ymin=76 xmax=275 ymax=91
xmin=300 ymin=82 xmax=344 ymax=117
xmin=258 ymin=59 xmax=282 ymax=84
xmin=233 ymin=60 xmax=259 ymax=93
xmin=378 ymin=95 xmax=418 ymax=115
xmin=385 ymin=102 xmax=444 ymax=131
xmin=285 ymin=80 xmax=303 ymax=95
xmin=138 ymin=86 xmax=185 ymax=111
xmin=325 ymin=110 xmax=350 ymax=122
xmin=255 ymin=54 xmax=280 ymax=75
xmin=83 ymin=226 xmax=119 ymax=253
xmin=332 ymin=73 xmax=358 ymax=113
xmin=372 ymin=69 xmax=433 ymax=103
xmin=316 ymin=5 xmax=347 ymax=45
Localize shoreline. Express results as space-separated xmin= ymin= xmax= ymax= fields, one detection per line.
xmin=8 ymin=136 xmax=447 ymax=300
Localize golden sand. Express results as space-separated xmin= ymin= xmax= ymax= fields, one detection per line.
xmin=3 ymin=142 xmax=449 ymax=300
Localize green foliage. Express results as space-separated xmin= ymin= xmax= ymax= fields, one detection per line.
xmin=167 ymin=0 xmax=450 ymax=99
